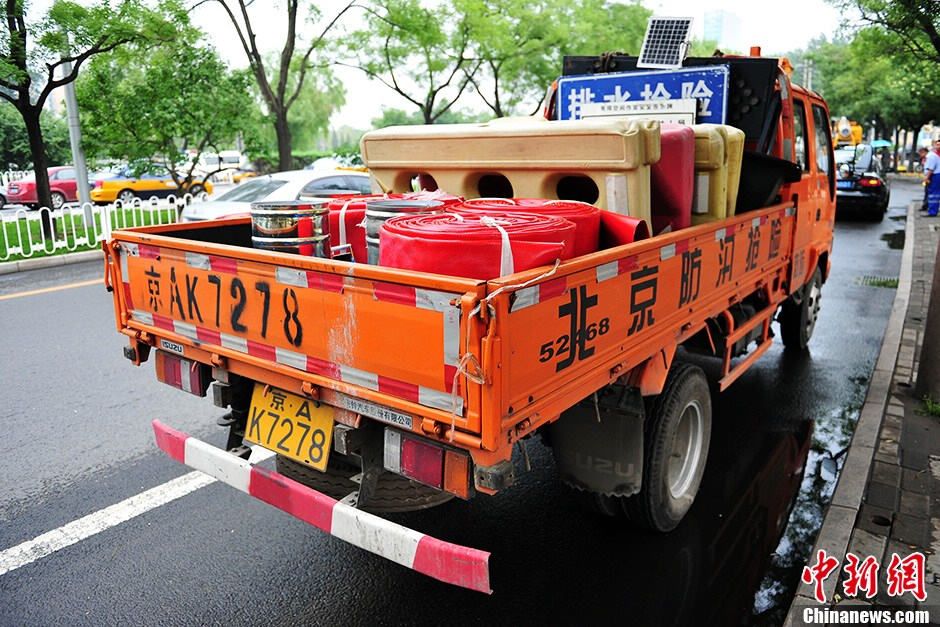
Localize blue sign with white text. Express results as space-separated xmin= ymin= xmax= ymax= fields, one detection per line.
xmin=558 ymin=66 xmax=730 ymax=124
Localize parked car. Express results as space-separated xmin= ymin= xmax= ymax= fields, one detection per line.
xmin=4 ymin=166 xmax=99 ymax=209
xmin=834 ymin=143 xmax=890 ymax=221
xmin=178 ymin=169 xmax=372 ymax=222
xmin=91 ymin=165 xmax=213 ymax=205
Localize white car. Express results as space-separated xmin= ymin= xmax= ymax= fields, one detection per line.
xmin=179 ymin=169 xmax=373 ymax=222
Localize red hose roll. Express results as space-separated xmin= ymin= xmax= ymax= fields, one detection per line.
xmin=458 ymin=198 xmax=600 ymax=257
xmin=379 ymin=212 xmax=576 ymax=279
xmin=328 ymin=192 xmax=464 ymax=263
xmin=598 ymin=210 xmax=650 ymax=248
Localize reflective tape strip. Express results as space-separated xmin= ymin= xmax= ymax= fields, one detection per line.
xmin=595 ymin=260 xmax=619 ymax=283
xmin=179 ymin=358 xmax=195 ymax=394
xmin=120 ymin=247 xmax=130 ymax=280
xmin=122 ymin=242 xmax=140 ymax=257
xmin=185 ymin=252 xmax=211 ymax=271
xmin=752 ymin=217 xmax=762 ymax=229
xmin=340 ymin=366 xmax=379 ymax=391
xmin=715 ymin=228 xmax=727 ymax=241
xmin=139 ymin=244 xmax=160 ymax=259
xmin=276 ymin=267 xmax=308 ymax=288
xmin=220 ymin=333 xmax=248 ymax=353
xmin=605 ymin=174 xmax=629 ymax=214
xmin=419 ymin=386 xmax=460 ymax=413
xmin=415 ymin=288 xmax=453 ymax=312
xmin=173 ymin=320 xmax=198 ymax=342
xmin=786 ymin=207 xmax=796 ymax=217
xmin=150 ymin=420 xmax=491 ymax=593
xmin=443 ymin=308 xmax=460 ymax=368
xmin=693 ymin=174 xmax=709 ymax=214
xmin=208 ymin=256 xmax=238 ymax=274
xmin=510 ymin=286 xmax=539 ymax=312
xmin=660 ymin=243 xmax=676 ymax=261
xmin=275 ymin=347 xmax=307 ymax=371
xmin=132 ymin=310 xmax=154 ymax=326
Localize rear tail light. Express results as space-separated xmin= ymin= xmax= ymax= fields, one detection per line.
xmin=93 ymin=180 xmax=103 ymax=189
xmin=859 ymin=177 xmax=883 ymax=187
xmin=384 ymin=429 xmax=471 ymax=498
xmin=154 ymin=350 xmax=210 ymax=397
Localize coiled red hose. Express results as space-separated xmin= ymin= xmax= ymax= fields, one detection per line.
xmin=379 ymin=212 xmax=576 ymax=279
xmin=458 ymin=198 xmax=600 ymax=257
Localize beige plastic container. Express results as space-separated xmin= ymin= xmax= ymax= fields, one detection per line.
xmin=360 ymin=117 xmax=660 ymax=227
xmin=690 ymin=124 xmax=745 ymax=225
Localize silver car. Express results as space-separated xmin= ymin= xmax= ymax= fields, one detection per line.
xmin=179 ymin=169 xmax=372 ymax=222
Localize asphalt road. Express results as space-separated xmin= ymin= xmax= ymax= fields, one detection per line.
xmin=0 ymin=179 xmax=915 ymax=626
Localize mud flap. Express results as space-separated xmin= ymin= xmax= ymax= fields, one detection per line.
xmin=548 ymin=385 xmax=644 ymax=497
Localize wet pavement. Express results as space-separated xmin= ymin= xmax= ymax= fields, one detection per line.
xmin=786 ymin=178 xmax=940 ymax=625
xmin=0 ymin=181 xmax=915 ymax=626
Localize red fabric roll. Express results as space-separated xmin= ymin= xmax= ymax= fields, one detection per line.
xmin=458 ymin=198 xmax=600 ymax=257
xmin=598 ymin=210 xmax=650 ymax=248
xmin=379 ymin=212 xmax=576 ymax=279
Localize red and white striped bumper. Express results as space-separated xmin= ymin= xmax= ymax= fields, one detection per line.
xmin=152 ymin=420 xmax=491 ymax=593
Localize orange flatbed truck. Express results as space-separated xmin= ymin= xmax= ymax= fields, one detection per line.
xmin=104 ymin=53 xmax=836 ymax=594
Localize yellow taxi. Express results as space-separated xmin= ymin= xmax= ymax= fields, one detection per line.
xmin=91 ymin=166 xmax=214 ymax=204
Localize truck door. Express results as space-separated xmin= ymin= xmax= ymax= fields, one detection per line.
xmin=810 ymin=101 xmax=836 ymax=258
xmin=789 ymin=95 xmax=815 ymax=287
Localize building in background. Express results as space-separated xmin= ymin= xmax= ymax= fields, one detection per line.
xmin=703 ymin=10 xmax=745 ymax=52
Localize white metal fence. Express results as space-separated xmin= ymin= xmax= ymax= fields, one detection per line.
xmin=0 ymin=193 xmax=207 ymax=262
xmin=1 ymin=170 xmax=31 ymax=187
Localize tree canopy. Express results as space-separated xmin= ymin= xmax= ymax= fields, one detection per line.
xmin=76 ymin=34 xmax=257 ymax=192
xmin=196 ymin=0 xmax=357 ymax=170
xmin=340 ymin=0 xmax=476 ymax=124
xmin=0 ymin=0 xmax=182 ymax=211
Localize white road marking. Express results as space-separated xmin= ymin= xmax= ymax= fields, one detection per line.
xmin=0 ymin=447 xmax=275 ymax=577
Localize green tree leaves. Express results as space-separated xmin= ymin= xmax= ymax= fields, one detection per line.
xmin=76 ymin=36 xmax=257 ymax=192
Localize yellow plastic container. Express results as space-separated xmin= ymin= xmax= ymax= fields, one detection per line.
xmin=360 ymin=117 xmax=660 ymax=227
xmin=690 ymin=124 xmax=745 ymax=225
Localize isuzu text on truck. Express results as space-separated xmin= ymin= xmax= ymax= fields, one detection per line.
xmin=104 ymin=37 xmax=835 ymax=592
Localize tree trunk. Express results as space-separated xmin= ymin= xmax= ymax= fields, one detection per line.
xmin=274 ymin=110 xmax=293 ymax=172
xmin=22 ymin=107 xmax=55 ymax=240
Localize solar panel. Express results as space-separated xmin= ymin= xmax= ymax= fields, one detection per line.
xmin=637 ymin=17 xmax=693 ymax=69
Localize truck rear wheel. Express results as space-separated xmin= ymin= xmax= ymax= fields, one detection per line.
xmin=575 ymin=363 xmax=712 ymax=532
xmin=623 ymin=363 xmax=712 ymax=532
xmin=275 ymin=454 xmax=454 ymax=513
xmin=780 ymin=267 xmax=823 ymax=350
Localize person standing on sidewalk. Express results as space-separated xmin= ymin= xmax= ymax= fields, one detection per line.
xmin=926 ymin=139 xmax=940 ymax=216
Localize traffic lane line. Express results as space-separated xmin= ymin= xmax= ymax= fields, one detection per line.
xmin=0 ymin=446 xmax=274 ymax=577
xmin=0 ymin=278 xmax=101 ymax=301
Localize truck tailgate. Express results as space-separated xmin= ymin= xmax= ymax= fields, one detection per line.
xmin=106 ymin=220 xmax=487 ymax=432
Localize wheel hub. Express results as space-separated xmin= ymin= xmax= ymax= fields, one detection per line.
xmin=668 ymin=400 xmax=704 ymax=500
xmin=805 ymin=281 xmax=821 ymax=338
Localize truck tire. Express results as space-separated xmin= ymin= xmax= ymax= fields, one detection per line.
xmin=576 ymin=364 xmax=712 ymax=532
xmin=622 ymin=363 xmax=712 ymax=532
xmin=780 ymin=267 xmax=823 ymax=350
xmin=275 ymin=454 xmax=454 ymax=513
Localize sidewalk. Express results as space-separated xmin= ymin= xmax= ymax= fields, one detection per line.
xmin=785 ymin=203 xmax=940 ymax=624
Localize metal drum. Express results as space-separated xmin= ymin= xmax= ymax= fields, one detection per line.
xmin=365 ymin=199 xmax=443 ymax=265
xmin=250 ymin=200 xmax=331 ymax=257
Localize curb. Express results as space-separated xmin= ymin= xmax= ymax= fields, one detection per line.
xmin=783 ymin=202 xmax=916 ymax=625
xmin=0 ymin=249 xmax=103 ymax=276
